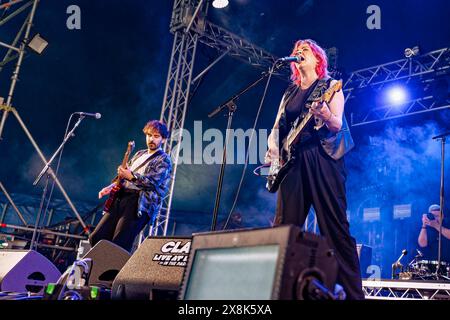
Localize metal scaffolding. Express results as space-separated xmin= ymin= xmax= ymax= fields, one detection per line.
xmin=343 ymin=47 xmax=450 ymax=126
xmin=0 ymin=192 xmax=101 ymax=260
xmin=0 ymin=0 xmax=90 ymax=241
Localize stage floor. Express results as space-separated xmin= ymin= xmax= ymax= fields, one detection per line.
xmin=362 ymin=278 xmax=450 ymax=300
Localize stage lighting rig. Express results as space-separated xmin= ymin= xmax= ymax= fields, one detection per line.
xmin=212 ymin=0 xmax=229 ymax=9
xmin=404 ymin=46 xmax=420 ymax=58
xmin=27 ymin=33 xmax=48 ymax=55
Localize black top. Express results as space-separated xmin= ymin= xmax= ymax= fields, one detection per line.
xmin=283 ymin=80 xmax=319 ymax=144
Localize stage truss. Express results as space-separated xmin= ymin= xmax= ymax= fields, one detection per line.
xmin=363 ymin=279 xmax=450 ymax=300
xmin=343 ymin=47 xmax=450 ymax=126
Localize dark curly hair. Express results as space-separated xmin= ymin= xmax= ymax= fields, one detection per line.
xmin=142 ymin=120 xmax=169 ymax=139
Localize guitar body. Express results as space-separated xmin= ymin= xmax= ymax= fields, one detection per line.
xmin=266 ymin=152 xmax=296 ymax=193
xmin=266 ymin=80 xmax=342 ymax=193
xmin=102 ymin=141 xmax=135 ymax=213
xmin=103 ymin=183 xmax=123 ymax=213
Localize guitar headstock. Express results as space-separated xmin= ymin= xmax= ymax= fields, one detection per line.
xmin=321 ymin=80 xmax=342 ymax=104
xmin=125 ymin=141 xmax=135 ymax=158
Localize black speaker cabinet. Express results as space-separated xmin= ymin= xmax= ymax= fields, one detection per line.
xmin=83 ymin=240 xmax=131 ymax=288
xmin=0 ymin=250 xmax=61 ymax=294
xmin=111 ymin=236 xmax=192 ymax=300
xmin=179 ymin=225 xmax=338 ymax=300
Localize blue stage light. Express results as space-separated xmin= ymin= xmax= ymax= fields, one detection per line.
xmin=387 ymin=86 xmax=408 ymax=105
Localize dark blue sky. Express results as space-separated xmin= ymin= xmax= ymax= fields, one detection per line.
xmin=0 ymin=0 xmax=449 ymax=244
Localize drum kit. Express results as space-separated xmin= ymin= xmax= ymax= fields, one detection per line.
xmin=397 ymin=252 xmax=450 ymax=281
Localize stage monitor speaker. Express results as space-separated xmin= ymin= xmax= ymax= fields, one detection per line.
xmin=179 ymin=225 xmax=338 ymax=300
xmin=83 ymin=240 xmax=131 ymax=288
xmin=0 ymin=250 xmax=61 ymax=294
xmin=111 ymin=236 xmax=192 ymax=300
xmin=356 ymin=244 xmax=372 ymax=278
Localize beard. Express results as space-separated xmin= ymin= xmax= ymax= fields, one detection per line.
xmin=148 ymin=142 xmax=160 ymax=150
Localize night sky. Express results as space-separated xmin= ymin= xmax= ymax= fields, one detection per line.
xmin=1 ymin=0 xmax=449 ymax=274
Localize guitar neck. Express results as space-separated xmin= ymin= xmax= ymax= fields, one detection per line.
xmin=121 ymin=154 xmax=130 ymax=168
xmin=286 ymin=112 xmax=314 ymax=147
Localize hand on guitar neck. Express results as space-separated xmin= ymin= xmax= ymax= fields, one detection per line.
xmin=99 ymin=141 xmax=135 ymax=201
xmin=117 ymin=165 xmax=133 ymax=180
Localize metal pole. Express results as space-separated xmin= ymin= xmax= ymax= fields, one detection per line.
xmin=192 ymin=49 xmax=230 ymax=84
xmin=185 ymin=0 xmax=204 ymax=34
xmin=0 ymin=0 xmax=39 ymax=139
xmin=0 ymin=0 xmax=33 ymax=26
xmin=10 ymin=108 xmax=90 ymax=233
xmin=436 ymin=137 xmax=445 ymax=277
xmin=36 ymin=243 xmax=77 ymax=252
xmin=0 ymin=223 xmax=87 ymax=239
xmin=0 ymin=13 xmax=28 ymax=72
xmin=0 ymin=41 xmax=20 ymax=52
xmin=0 ymin=0 xmax=27 ymax=10
xmin=0 ymin=203 xmax=8 ymax=223
xmin=0 ymin=181 xmax=27 ymax=225
xmin=211 ymin=105 xmax=235 ymax=231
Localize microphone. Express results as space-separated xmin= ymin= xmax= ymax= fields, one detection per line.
xmin=74 ymin=112 xmax=102 ymax=119
xmin=395 ymin=249 xmax=408 ymax=265
xmin=432 ymin=131 xmax=450 ymax=140
xmin=277 ymin=56 xmax=303 ymax=63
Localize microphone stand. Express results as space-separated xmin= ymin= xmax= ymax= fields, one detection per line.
xmin=33 ymin=115 xmax=85 ymax=186
xmin=432 ymin=131 xmax=449 ymax=280
xmin=391 ymin=249 xmax=407 ymax=279
xmin=208 ymin=61 xmax=285 ymax=231
xmin=30 ymin=114 xmax=86 ymax=250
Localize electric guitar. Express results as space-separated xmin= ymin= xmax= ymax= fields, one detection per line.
xmin=103 ymin=141 xmax=135 ymax=212
xmin=266 ymin=80 xmax=342 ymax=193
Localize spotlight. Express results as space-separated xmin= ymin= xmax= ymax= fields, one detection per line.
xmin=212 ymin=0 xmax=229 ymax=9
xmin=404 ymin=46 xmax=420 ymax=58
xmin=27 ymin=33 xmax=48 ymax=55
xmin=387 ymin=86 xmax=408 ymax=105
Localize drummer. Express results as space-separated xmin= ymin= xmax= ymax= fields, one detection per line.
xmin=417 ymin=204 xmax=450 ymax=262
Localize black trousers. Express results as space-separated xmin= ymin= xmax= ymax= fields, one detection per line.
xmin=89 ymin=189 xmax=150 ymax=252
xmin=275 ymin=142 xmax=364 ymax=300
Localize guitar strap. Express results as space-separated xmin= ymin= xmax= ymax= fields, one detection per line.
xmin=290 ymin=77 xmax=331 ymax=129
xmin=131 ymin=149 xmax=163 ymax=173
xmin=111 ymin=149 xmax=163 ymax=183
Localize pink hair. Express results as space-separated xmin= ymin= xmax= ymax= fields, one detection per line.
xmin=289 ymin=39 xmax=329 ymax=86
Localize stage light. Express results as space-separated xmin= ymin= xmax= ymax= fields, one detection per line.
xmin=404 ymin=46 xmax=420 ymax=58
xmin=212 ymin=0 xmax=229 ymax=9
xmin=387 ymin=86 xmax=408 ymax=105
xmin=27 ymin=33 xmax=48 ymax=55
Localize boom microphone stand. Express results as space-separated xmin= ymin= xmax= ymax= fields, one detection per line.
xmin=208 ymin=60 xmax=285 ymax=231
xmin=432 ymin=131 xmax=450 ymax=280
xmin=30 ymin=114 xmax=88 ymax=250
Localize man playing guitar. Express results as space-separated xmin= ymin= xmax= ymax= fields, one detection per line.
xmin=89 ymin=120 xmax=172 ymax=252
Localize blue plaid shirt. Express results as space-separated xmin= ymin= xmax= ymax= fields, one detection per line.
xmin=126 ymin=149 xmax=172 ymax=221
